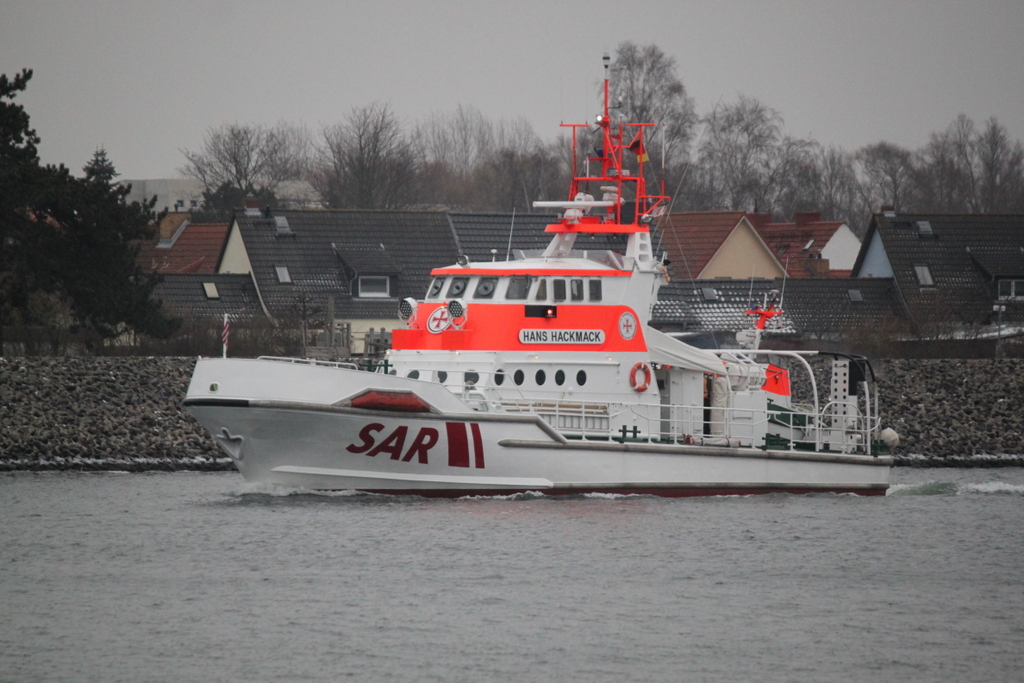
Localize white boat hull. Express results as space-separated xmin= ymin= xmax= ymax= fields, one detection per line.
xmin=185 ymin=359 xmax=890 ymax=497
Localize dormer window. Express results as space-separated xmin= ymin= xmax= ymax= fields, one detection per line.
xmin=358 ymin=275 xmax=390 ymax=298
xmin=998 ymin=279 xmax=1024 ymax=300
xmin=275 ymin=266 xmax=292 ymax=284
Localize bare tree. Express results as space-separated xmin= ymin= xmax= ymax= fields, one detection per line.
xmin=179 ymin=121 xmax=310 ymax=195
xmin=693 ymin=95 xmax=812 ymax=215
xmin=416 ymin=105 xmax=496 ymax=208
xmin=973 ymin=117 xmax=1024 ymax=212
xmin=855 ymin=141 xmax=916 ymax=212
xmin=312 ymin=103 xmax=421 ymax=209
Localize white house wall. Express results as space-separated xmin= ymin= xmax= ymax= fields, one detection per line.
xmin=856 ymin=230 xmax=894 ymax=278
xmin=820 ymin=224 xmax=862 ymax=271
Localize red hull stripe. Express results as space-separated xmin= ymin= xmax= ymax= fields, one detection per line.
xmin=430 ymin=267 xmax=630 ymax=277
xmin=351 ymin=486 xmax=888 ymax=498
xmin=446 ymin=422 xmax=470 ymax=468
xmin=471 ymin=422 xmax=485 ymax=469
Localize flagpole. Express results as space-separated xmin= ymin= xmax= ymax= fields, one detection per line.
xmin=222 ymin=313 xmax=229 ymax=358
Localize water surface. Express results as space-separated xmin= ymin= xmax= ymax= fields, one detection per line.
xmin=2 ymin=468 xmax=1022 ymax=682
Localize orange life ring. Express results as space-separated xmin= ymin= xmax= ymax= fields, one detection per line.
xmin=629 ymin=362 xmax=652 ymax=393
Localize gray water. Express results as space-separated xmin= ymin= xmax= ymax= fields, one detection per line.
xmin=2 ymin=469 xmax=1023 ymax=683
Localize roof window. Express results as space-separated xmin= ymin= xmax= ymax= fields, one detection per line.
xmin=801 ymin=239 xmax=815 ymax=252
xmin=914 ymin=265 xmax=934 ymax=287
xmin=275 ymin=266 xmax=292 ymax=284
xmin=274 ymin=215 xmax=293 ymax=237
xmin=700 ymin=287 xmax=719 ymax=302
xmin=916 ymin=221 xmax=934 ymax=238
xmin=203 ymin=282 xmax=220 ymax=299
xmin=847 ymin=289 xmax=863 ymax=302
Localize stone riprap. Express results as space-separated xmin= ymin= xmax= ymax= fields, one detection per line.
xmin=0 ymin=357 xmax=227 ymax=472
xmin=1 ymin=357 xmax=1023 ymax=471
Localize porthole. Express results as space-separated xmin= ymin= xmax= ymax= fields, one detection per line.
xmin=555 ymin=370 xmax=565 ymax=386
xmin=437 ymin=371 xmax=448 ymax=383
xmin=535 ymin=370 xmax=546 ymax=385
xmin=576 ymin=370 xmax=587 ymax=386
xmin=407 ymin=370 xmax=420 ymax=379
xmin=389 ymin=369 xmax=397 ymax=375
xmin=465 ymin=371 xmax=480 ymax=385
xmin=494 ymin=369 xmax=505 ymax=386
xmin=513 ymin=369 xmax=525 ymax=386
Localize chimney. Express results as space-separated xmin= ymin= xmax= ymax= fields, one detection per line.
xmin=243 ymin=196 xmax=261 ymax=216
xmin=805 ymin=256 xmax=831 ymax=277
xmin=794 ymin=211 xmax=821 ymax=227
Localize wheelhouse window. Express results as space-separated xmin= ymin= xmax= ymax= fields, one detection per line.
xmin=534 ymin=279 xmax=547 ymax=301
xmin=914 ymin=265 xmax=935 ymax=287
xmin=427 ymin=277 xmax=444 ymax=298
xmin=570 ymin=279 xmax=584 ymax=301
xmin=506 ymin=276 xmax=530 ymax=300
xmin=589 ymin=279 xmax=602 ymax=301
xmin=552 ymin=279 xmax=566 ymax=301
xmin=447 ymin=277 xmax=468 ymax=298
xmin=998 ymin=279 xmax=1024 ymax=300
xmin=474 ymin=277 xmax=498 ymax=299
xmin=275 ymin=266 xmax=292 ymax=284
xmin=358 ymin=275 xmax=390 ymax=297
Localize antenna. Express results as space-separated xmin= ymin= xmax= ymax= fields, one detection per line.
xmin=505 ymin=208 xmax=516 ymax=261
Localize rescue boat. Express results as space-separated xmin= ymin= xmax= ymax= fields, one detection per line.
xmin=184 ymin=57 xmax=894 ymax=496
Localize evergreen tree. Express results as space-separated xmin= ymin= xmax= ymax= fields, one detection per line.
xmin=0 ymin=70 xmax=178 ymax=352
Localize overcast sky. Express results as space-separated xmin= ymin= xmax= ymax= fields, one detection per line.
xmin=3 ymin=0 xmax=1023 ymax=180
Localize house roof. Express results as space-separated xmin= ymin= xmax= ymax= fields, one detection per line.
xmin=852 ymin=213 xmax=1024 ymax=326
xmin=752 ymin=213 xmax=849 ymax=277
xmin=235 ymin=209 xmax=460 ymax=320
xmin=137 ymin=221 xmax=229 ymax=274
xmin=651 ymin=277 xmax=902 ymax=339
xmin=151 ymin=273 xmax=262 ymax=320
xmin=656 ymin=211 xmax=747 ymax=279
xmin=447 ymin=212 xmax=632 ymax=262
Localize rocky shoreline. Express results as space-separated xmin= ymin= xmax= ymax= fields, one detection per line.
xmin=2 ymin=356 xmax=1023 ymax=472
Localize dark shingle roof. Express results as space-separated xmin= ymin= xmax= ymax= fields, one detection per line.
xmin=152 ymin=273 xmax=262 ymax=320
xmin=853 ymin=213 xmax=1024 ymax=326
xmin=237 ymin=210 xmax=459 ymax=320
xmin=652 ymin=277 xmax=902 ymax=339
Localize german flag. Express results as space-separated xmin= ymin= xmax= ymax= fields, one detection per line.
xmin=627 ymin=133 xmax=649 ymax=163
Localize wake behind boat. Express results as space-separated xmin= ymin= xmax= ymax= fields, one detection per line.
xmin=184 ymin=56 xmax=894 ymax=496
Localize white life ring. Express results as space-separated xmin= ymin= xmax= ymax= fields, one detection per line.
xmin=629 ymin=362 xmax=652 ymax=393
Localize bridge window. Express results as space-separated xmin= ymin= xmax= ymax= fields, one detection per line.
xmin=553 ymin=279 xmax=566 ymax=301
xmin=570 ymin=279 xmax=584 ymax=301
xmin=427 ymin=278 xmax=444 ymax=298
xmin=474 ymin=277 xmax=498 ymax=299
xmin=589 ymin=280 xmax=602 ymax=301
xmin=534 ymin=279 xmax=547 ymax=300
xmin=506 ymin=276 xmax=530 ymax=300
xmin=447 ymin=277 xmax=468 ymax=298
